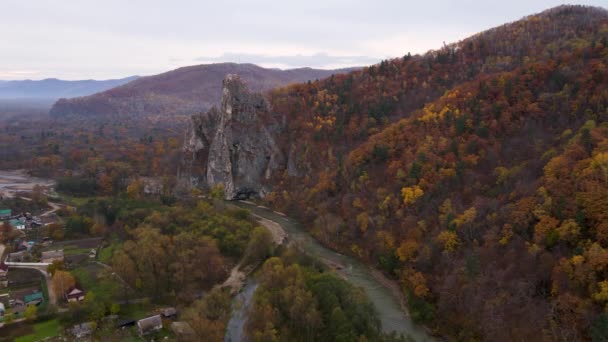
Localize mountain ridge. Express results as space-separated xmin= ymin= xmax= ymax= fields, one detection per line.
xmin=0 ymin=76 xmax=138 ymax=99
xmin=49 ymin=63 xmax=359 ymax=118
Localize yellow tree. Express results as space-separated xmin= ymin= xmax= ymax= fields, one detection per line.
xmin=401 ymin=185 xmax=424 ymax=206
xmin=407 ymin=271 xmax=430 ymax=298
xmin=396 ymin=239 xmax=419 ymax=262
xmin=24 ymin=305 xmax=37 ymax=321
xmin=437 ymin=230 xmax=460 ymax=252
xmin=52 ymin=270 xmax=76 ymax=301
xmin=97 ymin=173 xmax=114 ymax=195
xmin=126 ymin=180 xmax=143 ymax=199
xmin=452 ymin=207 xmax=477 ymax=228
xmin=533 ymin=215 xmax=560 ymax=245
xmin=590 ymin=152 xmax=608 ymax=184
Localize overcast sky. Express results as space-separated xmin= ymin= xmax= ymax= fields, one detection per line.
xmin=0 ymin=0 xmax=605 ymax=80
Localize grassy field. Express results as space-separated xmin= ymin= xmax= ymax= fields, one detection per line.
xmin=57 ymin=194 xmax=100 ymax=207
xmin=14 ymin=319 xmax=62 ymax=342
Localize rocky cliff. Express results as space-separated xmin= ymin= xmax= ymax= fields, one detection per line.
xmin=183 ymin=75 xmax=284 ymax=199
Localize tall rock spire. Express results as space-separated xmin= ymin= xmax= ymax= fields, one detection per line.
xmin=183 ymin=74 xmax=284 ymax=199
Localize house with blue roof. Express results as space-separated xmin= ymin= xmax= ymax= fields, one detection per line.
xmin=24 ymin=292 xmax=44 ymax=307
xmin=0 ymin=209 xmax=11 ymax=220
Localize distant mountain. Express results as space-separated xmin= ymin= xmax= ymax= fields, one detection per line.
xmin=0 ymin=76 xmax=138 ymax=100
xmin=49 ymin=63 xmax=357 ymax=118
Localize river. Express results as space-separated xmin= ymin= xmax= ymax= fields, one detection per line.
xmin=225 ymin=201 xmax=433 ymax=341
xmin=225 ymin=281 xmax=259 ymax=342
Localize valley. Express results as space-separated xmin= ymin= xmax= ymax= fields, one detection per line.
xmin=0 ymin=3 xmax=607 ymax=341
xmin=233 ymin=201 xmax=433 ymax=340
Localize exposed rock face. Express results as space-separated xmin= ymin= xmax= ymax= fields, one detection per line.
xmin=183 ymin=75 xmax=284 ymax=199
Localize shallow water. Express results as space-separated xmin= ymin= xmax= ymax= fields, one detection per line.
xmin=230 ymin=201 xmax=434 ymax=341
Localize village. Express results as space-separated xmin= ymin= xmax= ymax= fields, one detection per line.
xmin=0 ymin=171 xmax=196 ymax=341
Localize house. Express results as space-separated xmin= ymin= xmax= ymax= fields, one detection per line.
xmin=9 ymin=219 xmax=25 ymax=230
xmin=171 ymin=321 xmax=195 ymax=340
xmin=161 ymin=307 xmax=177 ymax=318
xmin=65 ymin=287 xmax=85 ymax=302
xmin=137 ymin=315 xmax=163 ymax=336
xmin=18 ymin=240 xmax=34 ymax=251
xmin=117 ymin=318 xmax=136 ymax=329
xmin=70 ymin=322 xmax=95 ymax=338
xmin=0 ymin=209 xmax=11 ymax=220
xmin=24 ymin=292 xmax=44 ymax=307
xmin=11 ymin=299 xmax=25 ymax=316
xmin=41 ymin=249 xmax=64 ymax=263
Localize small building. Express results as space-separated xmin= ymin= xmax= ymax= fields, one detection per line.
xmin=65 ymin=287 xmax=85 ymax=302
xmin=9 ymin=219 xmax=25 ymax=230
xmin=137 ymin=315 xmax=163 ymax=336
xmin=117 ymin=318 xmax=136 ymax=329
xmin=41 ymin=249 xmax=64 ymax=263
xmin=17 ymin=240 xmax=34 ymax=251
xmin=8 ymin=251 xmax=26 ymax=262
xmin=171 ymin=321 xmax=195 ymax=340
xmin=0 ymin=262 xmax=8 ymax=287
xmin=24 ymin=292 xmax=44 ymax=307
xmin=0 ymin=209 xmax=11 ymax=219
xmin=70 ymin=322 xmax=95 ymax=338
xmin=88 ymin=249 xmax=97 ymax=258
xmin=11 ymin=299 xmax=25 ymax=316
xmin=0 ymin=262 xmax=8 ymax=277
xmin=161 ymin=307 xmax=177 ymax=318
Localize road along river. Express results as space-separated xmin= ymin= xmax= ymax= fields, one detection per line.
xmin=225 ymin=201 xmax=434 ymax=341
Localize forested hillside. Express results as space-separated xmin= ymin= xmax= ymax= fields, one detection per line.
xmin=259 ymin=6 xmax=608 ymax=340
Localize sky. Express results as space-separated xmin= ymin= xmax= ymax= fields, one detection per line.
xmin=0 ymin=0 xmax=606 ymax=80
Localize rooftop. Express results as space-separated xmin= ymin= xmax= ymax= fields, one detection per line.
xmin=67 ymin=288 xmax=84 ymax=296
xmin=24 ymin=292 xmax=43 ymax=303
xmin=171 ymin=321 xmax=195 ymax=336
xmin=41 ymin=250 xmax=64 ymax=259
xmin=161 ymin=307 xmax=177 ymax=317
xmin=137 ymin=315 xmax=162 ymax=334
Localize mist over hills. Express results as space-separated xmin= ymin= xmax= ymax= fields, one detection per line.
xmin=0 ymin=76 xmax=138 ymax=100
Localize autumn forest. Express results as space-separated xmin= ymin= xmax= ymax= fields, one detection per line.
xmin=0 ymin=4 xmax=607 ymax=342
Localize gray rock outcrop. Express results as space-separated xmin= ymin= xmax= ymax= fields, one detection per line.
xmin=183 ymin=75 xmax=284 ymax=199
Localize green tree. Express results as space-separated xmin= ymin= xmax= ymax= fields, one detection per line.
xmin=24 ymin=305 xmax=37 ymax=321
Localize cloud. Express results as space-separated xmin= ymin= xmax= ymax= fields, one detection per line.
xmin=195 ymin=52 xmax=381 ymax=69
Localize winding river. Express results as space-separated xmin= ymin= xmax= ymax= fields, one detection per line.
xmin=225 ymin=202 xmax=433 ymax=342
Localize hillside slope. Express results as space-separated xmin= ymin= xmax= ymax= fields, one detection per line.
xmin=188 ymin=5 xmax=608 ymax=340
xmin=50 ymin=63 xmax=355 ymax=118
